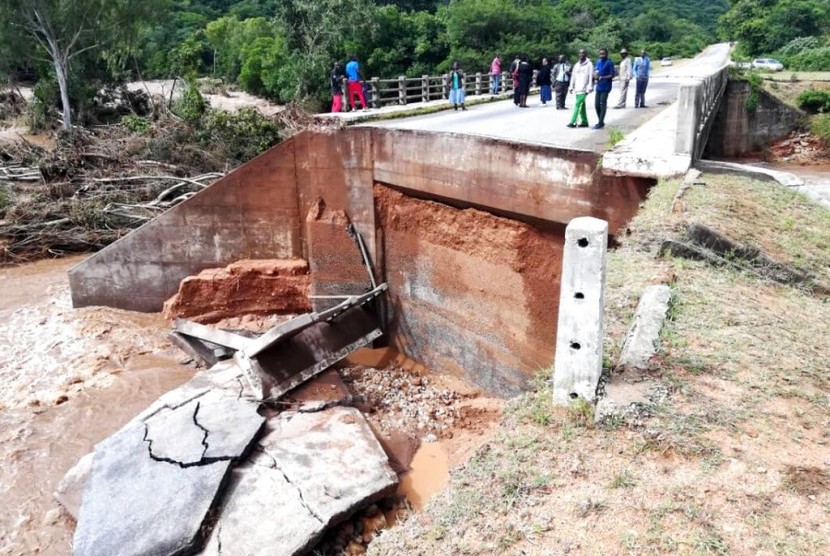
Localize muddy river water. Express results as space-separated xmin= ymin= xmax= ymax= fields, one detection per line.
xmin=0 ymin=257 xmax=457 ymax=555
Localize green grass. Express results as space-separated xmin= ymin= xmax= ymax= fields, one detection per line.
xmin=607 ymin=127 xmax=625 ymax=147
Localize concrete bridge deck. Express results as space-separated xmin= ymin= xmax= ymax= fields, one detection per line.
xmin=327 ymin=44 xmax=731 ymax=178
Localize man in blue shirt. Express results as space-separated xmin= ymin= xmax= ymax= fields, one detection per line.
xmin=345 ymin=55 xmax=369 ymax=111
xmin=633 ymin=49 xmax=651 ymax=108
xmin=593 ymin=48 xmax=614 ymax=129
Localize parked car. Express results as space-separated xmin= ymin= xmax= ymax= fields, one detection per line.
xmin=752 ymin=58 xmax=784 ymax=71
xmin=660 ymin=57 xmax=673 ymax=67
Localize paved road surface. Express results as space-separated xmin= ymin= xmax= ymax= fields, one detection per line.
xmin=369 ymin=44 xmax=731 ymax=153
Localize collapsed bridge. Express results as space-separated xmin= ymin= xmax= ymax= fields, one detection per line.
xmin=68 ymin=127 xmax=653 ymax=396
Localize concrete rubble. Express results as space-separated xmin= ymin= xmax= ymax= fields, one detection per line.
xmin=201 ymin=407 xmax=398 ymax=556
xmin=62 ymin=333 xmax=399 ymax=556
xmin=595 ymin=285 xmax=673 ymax=423
xmin=72 ymin=388 xmax=265 ymax=556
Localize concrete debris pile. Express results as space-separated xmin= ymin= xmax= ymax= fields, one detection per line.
xmin=59 ymin=221 xmax=402 ymax=555
xmin=60 ymin=362 xmax=398 ymax=556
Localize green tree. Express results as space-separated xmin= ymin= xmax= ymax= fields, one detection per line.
xmin=275 ymin=0 xmax=376 ymax=103
xmin=719 ymin=0 xmax=830 ymax=55
xmin=0 ymin=0 xmax=168 ymax=130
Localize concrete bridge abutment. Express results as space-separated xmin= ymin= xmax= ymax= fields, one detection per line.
xmin=69 ymin=128 xmax=653 ymax=396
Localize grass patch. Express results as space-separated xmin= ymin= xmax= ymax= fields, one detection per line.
xmin=607 ymin=127 xmax=625 ymax=147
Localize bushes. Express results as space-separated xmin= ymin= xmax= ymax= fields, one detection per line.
xmin=195 ymin=107 xmax=283 ymax=163
xmin=810 ymin=114 xmax=830 ymax=143
xmin=797 ymin=90 xmax=830 ymax=114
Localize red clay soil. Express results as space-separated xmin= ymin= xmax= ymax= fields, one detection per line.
xmin=162 ymin=259 xmax=312 ymax=323
xmin=767 ymin=131 xmax=830 ymax=164
xmin=373 ymin=184 xmax=563 ymax=395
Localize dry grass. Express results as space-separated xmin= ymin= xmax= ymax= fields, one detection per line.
xmin=369 ymin=173 xmax=830 ymax=556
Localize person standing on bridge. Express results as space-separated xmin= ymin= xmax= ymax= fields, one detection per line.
xmin=567 ymin=49 xmax=593 ymax=128
xmin=345 ymin=55 xmax=369 ymax=111
xmin=449 ymin=61 xmax=467 ymax=111
xmin=490 ymin=54 xmax=502 ymax=94
xmin=510 ymin=56 xmax=521 ymax=105
xmin=537 ymin=57 xmax=552 ymax=105
xmin=633 ymin=49 xmax=651 ymax=108
xmin=593 ymin=47 xmax=614 ymax=129
xmin=552 ymin=54 xmax=571 ymax=110
xmin=516 ymin=55 xmax=533 ymax=108
xmin=614 ymin=48 xmax=632 ymax=109
xmin=330 ymin=61 xmax=345 ymax=113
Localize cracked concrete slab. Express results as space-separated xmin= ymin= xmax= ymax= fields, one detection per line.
xmin=199 ymin=407 xmax=397 ymax=556
xmin=55 ymin=363 xmax=249 ymax=519
xmin=261 ymin=406 xmax=399 ymax=524
xmin=73 ymin=390 xmax=263 ymax=556
xmin=200 ymin=456 xmax=325 ymax=556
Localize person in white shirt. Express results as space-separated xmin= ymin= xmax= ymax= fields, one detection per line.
xmin=614 ymin=48 xmax=632 ymax=109
xmin=567 ymin=49 xmax=593 ymax=128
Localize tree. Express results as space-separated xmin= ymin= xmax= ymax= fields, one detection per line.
xmin=0 ymin=0 xmax=168 ymax=130
xmin=275 ymin=0 xmax=376 ymax=103
xmin=719 ymin=0 xmax=830 ymax=55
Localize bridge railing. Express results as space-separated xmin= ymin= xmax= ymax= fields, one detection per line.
xmin=675 ymin=67 xmax=729 ymax=161
xmin=361 ymin=70 xmax=540 ymax=109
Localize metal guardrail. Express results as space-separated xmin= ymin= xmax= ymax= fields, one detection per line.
xmin=362 ymin=70 xmax=540 ymax=109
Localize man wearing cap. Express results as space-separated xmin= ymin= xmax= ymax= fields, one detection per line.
xmin=614 ymin=48 xmax=632 ymax=109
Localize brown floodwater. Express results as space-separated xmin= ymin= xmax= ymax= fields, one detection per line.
xmin=0 ymin=257 xmax=194 ymax=555
xmin=398 ymin=442 xmax=450 ymax=512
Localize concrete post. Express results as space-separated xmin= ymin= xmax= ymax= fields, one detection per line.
xmin=422 ymin=75 xmax=429 ymax=102
xmin=502 ymin=71 xmax=508 ymax=93
xmin=553 ymin=217 xmax=608 ymax=405
xmin=370 ymin=78 xmax=380 ymax=109
xmin=532 ymin=69 xmax=538 ymax=87
xmin=475 ymin=72 xmax=482 ymax=96
xmin=398 ymin=76 xmax=406 ymax=105
xmin=442 ymin=74 xmax=449 ymax=99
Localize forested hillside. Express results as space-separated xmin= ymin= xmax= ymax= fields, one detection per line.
xmin=719 ymin=0 xmax=830 ymax=70
xmin=605 ymin=0 xmax=729 ymax=34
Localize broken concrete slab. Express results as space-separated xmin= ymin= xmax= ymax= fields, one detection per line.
xmin=73 ymin=390 xmax=264 ymax=556
xmin=53 ymin=452 xmax=94 ymax=520
xmin=260 ymin=407 xmax=398 ymax=524
xmin=55 ymin=363 xmax=248 ymax=519
xmin=616 ymin=285 xmax=672 ymax=371
xmin=200 ymin=407 xmax=398 ymax=556
xmin=596 ymin=285 xmax=672 ymax=423
xmin=200 ymin=455 xmax=325 ymax=556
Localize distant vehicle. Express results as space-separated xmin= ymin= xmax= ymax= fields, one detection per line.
xmin=660 ymin=57 xmax=673 ymax=67
xmin=752 ymin=58 xmax=784 ymax=71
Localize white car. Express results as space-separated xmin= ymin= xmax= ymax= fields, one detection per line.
xmin=660 ymin=57 xmax=673 ymax=67
xmin=752 ymin=58 xmax=784 ymax=71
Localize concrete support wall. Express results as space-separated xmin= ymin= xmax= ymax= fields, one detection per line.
xmin=705 ymin=80 xmax=806 ymax=159
xmin=375 ymin=185 xmax=562 ymax=396
xmin=69 ymin=140 xmax=302 ymax=312
xmin=68 ymin=127 xmax=650 ymax=397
